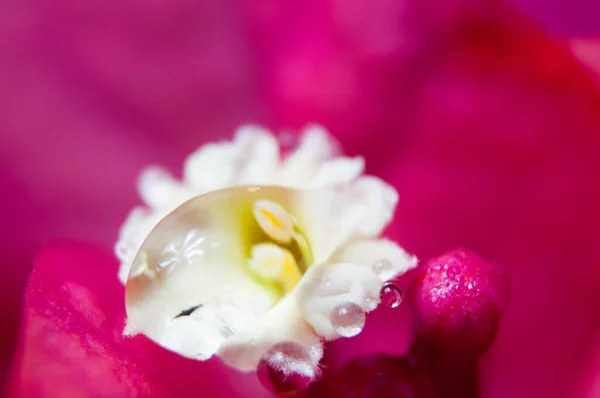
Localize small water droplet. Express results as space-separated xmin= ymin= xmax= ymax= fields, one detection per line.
xmin=379 ymin=282 xmax=403 ymax=308
xmin=257 ymin=342 xmax=315 ymax=395
xmin=372 ymin=259 xmax=394 ymax=278
xmin=330 ymin=303 xmax=366 ymax=337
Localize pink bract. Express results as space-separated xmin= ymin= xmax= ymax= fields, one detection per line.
xmin=3 ymin=0 xmax=600 ymax=397
xmin=8 ymin=243 xmax=270 ymax=398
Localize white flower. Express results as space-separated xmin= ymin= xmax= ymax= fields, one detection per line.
xmin=116 ymin=124 xmax=417 ymax=377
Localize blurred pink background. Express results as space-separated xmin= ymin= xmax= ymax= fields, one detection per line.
xmin=1 ymin=0 xmax=600 ymax=396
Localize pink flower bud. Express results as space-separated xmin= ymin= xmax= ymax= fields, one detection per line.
xmin=413 ymin=249 xmax=509 ymax=353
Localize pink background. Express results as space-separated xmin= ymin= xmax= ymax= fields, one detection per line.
xmin=1 ymin=0 xmax=600 ymax=396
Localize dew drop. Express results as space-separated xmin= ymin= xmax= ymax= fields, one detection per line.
xmin=330 ymin=303 xmax=366 ymax=338
xmin=257 ymin=341 xmax=315 ymax=395
xmin=379 ymin=282 xmax=403 ymax=308
xmin=124 ymin=186 xmax=317 ymax=359
xmin=372 ymin=258 xmax=394 ymax=279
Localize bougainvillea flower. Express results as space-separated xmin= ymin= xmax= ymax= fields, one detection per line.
xmin=4 ymin=0 xmax=600 ymax=397
xmin=118 ymin=126 xmax=416 ymax=373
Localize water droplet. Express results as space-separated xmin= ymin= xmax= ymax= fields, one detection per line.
xmin=372 ymin=259 xmax=394 ymax=279
xmin=124 ymin=186 xmax=316 ymax=358
xmin=257 ymin=342 xmax=315 ymax=395
xmin=330 ymin=303 xmax=366 ymax=337
xmin=379 ymin=282 xmax=403 ymax=308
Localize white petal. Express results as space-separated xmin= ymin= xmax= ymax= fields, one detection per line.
xmin=309 ymin=156 xmax=365 ymax=188
xmin=297 ymin=262 xmax=381 ymax=340
xmin=159 ymin=315 xmax=226 ymax=360
xmin=331 ymin=239 xmax=418 ymax=281
xmin=298 ymin=240 xmax=416 ymax=339
xmin=234 ymin=126 xmax=280 ymax=185
xmin=278 ymin=125 xmax=339 ymax=187
xmin=183 ymin=141 xmax=241 ymax=191
xmin=297 ymin=177 xmax=399 ymax=262
xmin=158 ymin=299 xmax=266 ymax=360
xmin=352 ymin=176 xmax=399 ymax=237
xmin=138 ymin=167 xmax=194 ymax=210
xmin=183 ymin=126 xmax=279 ymax=191
xmin=116 ymin=207 xmax=160 ymax=284
xmin=123 ymin=318 xmax=139 ymax=337
xmin=218 ymin=291 xmax=323 ymax=372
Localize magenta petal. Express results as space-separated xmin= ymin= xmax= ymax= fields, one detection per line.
xmin=1 ymin=0 xmax=261 ymax=369
xmin=246 ymin=1 xmax=600 ymax=397
xmin=383 ymin=14 xmax=600 ymax=398
xmin=8 ymin=242 xmax=269 ymax=398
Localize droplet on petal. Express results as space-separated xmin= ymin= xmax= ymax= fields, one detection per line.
xmin=257 ymin=341 xmax=316 ymax=395
xmin=379 ymin=282 xmax=403 ymax=308
xmin=125 ymin=186 xmax=314 ymax=359
xmin=330 ymin=302 xmax=366 ymax=338
xmin=372 ymin=258 xmax=394 ymax=278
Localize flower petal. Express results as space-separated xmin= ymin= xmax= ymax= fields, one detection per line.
xmin=9 ymin=242 xmax=268 ymax=398
xmin=183 ymin=140 xmax=242 ymax=192
xmin=297 ymin=240 xmax=416 ymax=341
xmin=218 ymin=292 xmax=323 ymax=374
xmin=310 ymin=156 xmax=365 ymax=188
xmin=183 ymin=125 xmax=280 ymax=192
xmin=277 ymin=125 xmax=340 ymax=186
xmin=330 ymin=239 xmax=418 ymax=281
xmin=298 ymin=176 xmax=399 ymax=262
xmin=138 ymin=167 xmax=194 ymax=210
xmin=298 ymin=262 xmax=382 ymax=339
xmin=234 ymin=126 xmax=280 ymax=185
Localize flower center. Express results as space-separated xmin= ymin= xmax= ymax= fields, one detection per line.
xmin=248 ymin=199 xmax=313 ymax=296
xmin=124 ymin=186 xmax=315 ymax=357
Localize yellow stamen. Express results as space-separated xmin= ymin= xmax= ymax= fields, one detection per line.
xmin=253 ymin=200 xmax=295 ymax=243
xmin=248 ymin=243 xmax=302 ymax=295
xmin=260 ymin=208 xmax=283 ymax=230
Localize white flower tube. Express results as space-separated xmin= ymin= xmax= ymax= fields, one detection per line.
xmin=116 ymin=125 xmax=417 ymax=378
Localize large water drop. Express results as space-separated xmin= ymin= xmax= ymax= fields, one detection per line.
xmin=125 ymin=186 xmax=314 ymax=358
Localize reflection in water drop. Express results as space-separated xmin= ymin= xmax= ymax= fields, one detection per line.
xmin=158 ymin=229 xmax=205 ymax=270
xmin=330 ymin=302 xmax=366 ymax=338
xmin=257 ymin=341 xmax=315 ymax=395
xmin=379 ymin=282 xmax=403 ymax=308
